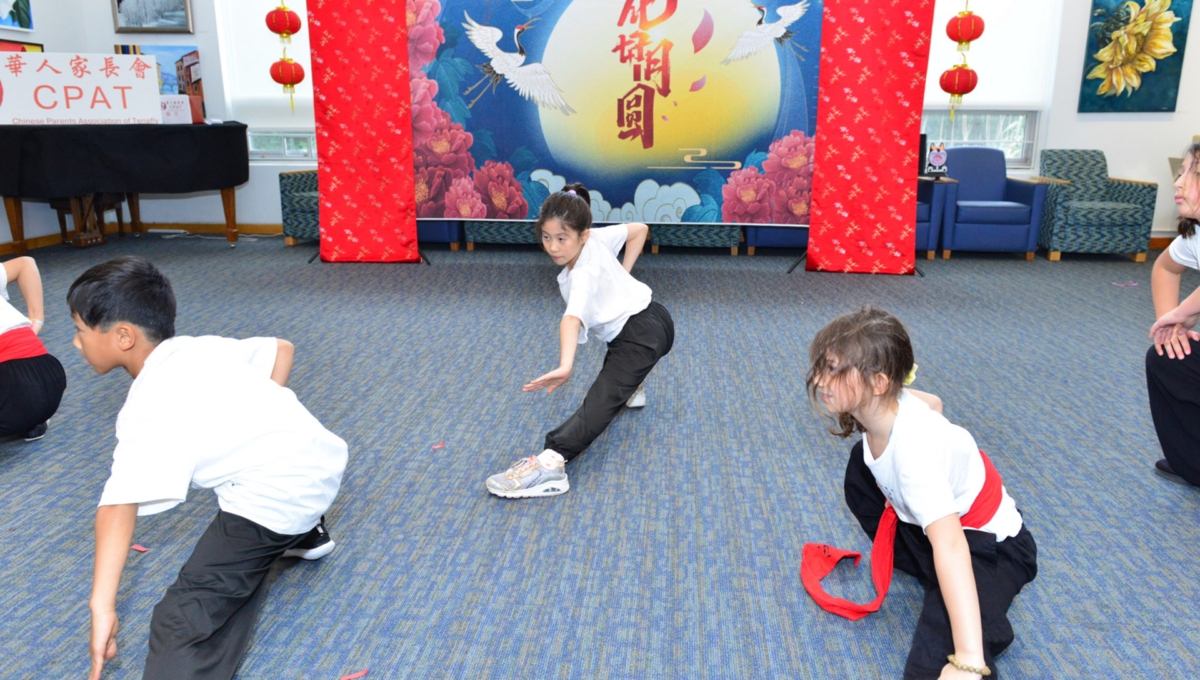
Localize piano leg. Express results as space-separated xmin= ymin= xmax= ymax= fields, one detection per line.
xmin=221 ymin=187 xmax=238 ymax=247
xmin=126 ymin=193 xmax=143 ymax=235
xmin=3 ymin=197 xmax=26 ymax=255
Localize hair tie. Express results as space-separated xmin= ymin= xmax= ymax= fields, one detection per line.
xmin=567 ymin=190 xmax=577 ymax=196
xmin=904 ymin=363 xmax=918 ymax=386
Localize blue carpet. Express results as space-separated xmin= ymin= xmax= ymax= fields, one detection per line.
xmin=1 ymin=237 xmax=1198 ymax=679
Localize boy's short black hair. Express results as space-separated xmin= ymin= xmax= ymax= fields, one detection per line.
xmin=67 ymin=256 xmax=176 ymax=343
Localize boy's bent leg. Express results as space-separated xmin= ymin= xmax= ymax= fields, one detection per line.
xmin=543 ymin=304 xmax=672 ymax=461
xmin=144 ymin=511 xmax=306 ymax=680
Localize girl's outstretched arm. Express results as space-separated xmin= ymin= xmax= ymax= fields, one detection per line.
xmin=524 ymin=315 xmax=582 ymax=394
xmin=926 ymin=513 xmax=987 ymax=679
xmin=908 ymin=389 xmax=943 ymax=414
xmin=622 ymin=223 xmax=649 ymax=273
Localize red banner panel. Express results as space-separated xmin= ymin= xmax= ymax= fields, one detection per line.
xmin=309 ymin=0 xmax=419 ymax=262
xmin=807 ymin=0 xmax=935 ymax=274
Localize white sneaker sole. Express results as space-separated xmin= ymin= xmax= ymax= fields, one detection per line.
xmin=283 ymin=540 xmax=336 ymax=561
xmin=626 ymin=393 xmax=646 ymax=408
xmin=487 ymin=477 xmax=570 ymax=499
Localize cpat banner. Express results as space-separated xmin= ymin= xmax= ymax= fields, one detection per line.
xmin=0 ymin=53 xmax=162 ymax=125
xmin=407 ymin=0 xmax=821 ymax=226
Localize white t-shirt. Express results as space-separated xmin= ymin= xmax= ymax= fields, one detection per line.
xmin=1168 ymin=233 xmax=1200 ymax=270
xmin=0 ymin=265 xmax=33 ymax=335
xmin=559 ymin=225 xmax=652 ymax=344
xmin=98 ymin=335 xmax=348 ymax=536
xmin=862 ymin=390 xmax=1023 ymax=540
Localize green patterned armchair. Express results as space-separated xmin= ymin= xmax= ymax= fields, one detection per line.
xmin=1035 ymin=150 xmax=1156 ymax=262
xmin=279 ymin=170 xmax=320 ymax=244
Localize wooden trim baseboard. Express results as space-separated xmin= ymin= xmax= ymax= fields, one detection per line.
xmin=142 ymin=223 xmax=283 ymax=235
xmin=0 ymin=233 xmax=63 ymax=256
xmin=1150 ymin=237 xmax=1174 ymax=250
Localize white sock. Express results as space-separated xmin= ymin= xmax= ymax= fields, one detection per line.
xmin=537 ymin=449 xmax=565 ymax=467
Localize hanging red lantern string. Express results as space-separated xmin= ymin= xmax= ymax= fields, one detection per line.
xmin=266 ymin=4 xmax=303 ymax=44
xmin=939 ymin=59 xmax=978 ymax=121
xmin=271 ymin=51 xmax=306 ymax=111
xmin=946 ymin=9 xmax=984 ymax=52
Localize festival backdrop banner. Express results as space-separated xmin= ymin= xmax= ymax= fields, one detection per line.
xmin=309 ymin=0 xmax=420 ymax=262
xmin=805 ymin=0 xmax=936 ymax=275
xmin=1077 ymin=0 xmax=1192 ymax=113
xmin=406 ymin=0 xmax=822 ymax=226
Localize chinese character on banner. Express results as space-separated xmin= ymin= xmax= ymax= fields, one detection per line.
xmin=70 ymin=55 xmax=92 ymax=78
xmin=130 ymin=58 xmax=151 ymax=79
xmin=618 ymin=0 xmax=678 ymax=30
xmin=100 ymin=57 xmax=121 ymax=78
xmin=36 ymin=59 xmax=62 ymax=75
xmin=618 ymin=83 xmax=655 ymax=149
xmin=613 ymin=0 xmax=676 ymax=149
xmin=4 ymin=54 xmax=23 ymax=77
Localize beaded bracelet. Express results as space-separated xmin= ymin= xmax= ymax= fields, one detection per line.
xmin=947 ymin=655 xmax=991 ymax=676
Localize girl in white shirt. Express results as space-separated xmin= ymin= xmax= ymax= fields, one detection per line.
xmin=804 ymin=306 xmax=1036 ymax=680
xmin=485 ymin=184 xmax=674 ymax=498
xmin=1145 ymin=141 xmax=1200 ymax=486
xmin=0 ymin=256 xmax=66 ymax=442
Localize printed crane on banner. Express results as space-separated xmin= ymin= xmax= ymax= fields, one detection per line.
xmin=722 ymin=1 xmax=811 ymax=64
xmin=462 ymin=12 xmax=575 ymax=114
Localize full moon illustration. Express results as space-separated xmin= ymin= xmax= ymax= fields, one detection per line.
xmin=538 ymin=0 xmax=782 ymax=179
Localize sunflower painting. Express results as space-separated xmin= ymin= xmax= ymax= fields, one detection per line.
xmin=1079 ymin=0 xmax=1193 ymax=112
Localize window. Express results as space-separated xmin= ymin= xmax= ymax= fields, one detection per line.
xmin=247 ymin=131 xmax=318 ymax=160
xmin=921 ymin=110 xmax=1039 ymax=169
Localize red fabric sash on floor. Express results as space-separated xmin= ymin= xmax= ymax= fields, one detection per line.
xmin=801 ymin=451 xmax=1004 ymax=621
xmin=0 ymin=326 xmax=47 ymax=364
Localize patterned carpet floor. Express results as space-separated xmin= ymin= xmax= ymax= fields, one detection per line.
xmin=0 ymin=236 xmax=1197 ymax=679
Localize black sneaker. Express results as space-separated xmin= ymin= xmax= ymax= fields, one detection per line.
xmin=1154 ymin=458 xmax=1191 ymax=485
xmin=23 ymin=422 xmax=48 ymax=442
xmin=283 ymin=516 xmax=336 ymax=560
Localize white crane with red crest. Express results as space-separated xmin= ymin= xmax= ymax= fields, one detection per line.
xmin=722 ymin=1 xmax=811 ymax=65
xmin=461 ymin=12 xmax=575 ymax=115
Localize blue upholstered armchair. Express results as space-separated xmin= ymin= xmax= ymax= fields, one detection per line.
xmin=279 ymin=170 xmax=320 ymax=244
xmin=916 ymin=178 xmax=952 ymax=260
xmin=1036 ymin=149 xmax=1156 ymax=262
xmin=942 ymin=147 xmax=1048 ymax=260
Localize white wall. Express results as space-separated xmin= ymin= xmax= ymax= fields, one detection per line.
xmin=1042 ymin=0 xmax=1197 ymax=237
xmin=1 ymin=0 xmax=314 ymax=245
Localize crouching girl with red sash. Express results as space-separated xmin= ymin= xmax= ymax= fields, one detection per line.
xmin=802 ymin=307 xmax=1037 ymax=679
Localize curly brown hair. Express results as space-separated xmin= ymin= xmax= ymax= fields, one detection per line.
xmin=805 ymin=306 xmax=915 ymax=438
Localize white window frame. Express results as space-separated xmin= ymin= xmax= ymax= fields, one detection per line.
xmin=247 ymin=130 xmax=318 ymax=161
xmin=921 ymin=110 xmax=1040 ymax=170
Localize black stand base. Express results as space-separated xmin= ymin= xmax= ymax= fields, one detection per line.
xmin=787 ymin=251 xmax=807 ymax=274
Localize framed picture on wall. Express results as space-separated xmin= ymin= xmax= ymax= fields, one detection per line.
xmin=1078 ymin=0 xmax=1193 ymax=112
xmin=111 ymin=0 xmax=194 ymax=34
xmin=0 ymin=0 xmax=34 ymax=32
xmin=0 ymin=38 xmax=42 ymax=51
xmin=115 ymin=43 xmax=205 ymax=115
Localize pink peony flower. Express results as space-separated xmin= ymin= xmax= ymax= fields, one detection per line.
xmin=414 ymin=162 xmax=452 ymax=218
xmin=763 ymin=130 xmax=815 ymax=186
xmin=410 ymin=70 xmax=445 ymax=148
xmin=406 ymin=0 xmax=445 ymax=71
xmin=722 ymin=167 xmax=776 ymax=223
xmin=773 ymin=177 xmax=812 ymax=224
xmin=474 ymin=160 xmax=529 ymax=220
xmin=416 ymin=118 xmax=474 ymax=181
xmin=443 ymin=176 xmax=487 ymax=219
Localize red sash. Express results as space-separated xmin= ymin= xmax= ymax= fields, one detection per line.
xmin=0 ymin=326 xmax=47 ymax=364
xmin=801 ymin=450 xmax=1004 ymax=621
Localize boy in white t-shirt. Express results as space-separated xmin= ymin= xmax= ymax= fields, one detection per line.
xmin=68 ymin=256 xmax=348 ymax=680
xmin=485 ymin=183 xmax=674 ymax=498
xmin=802 ymin=307 xmax=1037 ymax=680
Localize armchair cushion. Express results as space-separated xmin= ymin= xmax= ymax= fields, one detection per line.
xmin=945 ymin=147 xmax=1008 ymax=201
xmin=916 ymin=201 xmax=931 ymax=223
xmin=1061 ymin=200 xmax=1144 ymax=227
xmin=956 ymin=201 xmax=1031 ymax=225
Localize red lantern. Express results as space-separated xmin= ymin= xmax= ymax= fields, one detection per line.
xmin=946 ymin=11 xmax=985 ymax=51
xmin=271 ymin=57 xmax=306 ymax=110
xmin=266 ymin=5 xmax=302 ymax=44
xmin=939 ymin=63 xmax=978 ymax=120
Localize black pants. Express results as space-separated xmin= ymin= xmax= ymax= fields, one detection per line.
xmin=545 ymin=301 xmax=674 ymax=461
xmin=844 ymin=442 xmax=1038 ymax=680
xmin=0 ymin=354 xmax=66 ymax=438
xmin=143 ymin=511 xmax=313 ymax=680
xmin=1145 ymin=345 xmax=1200 ymax=485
